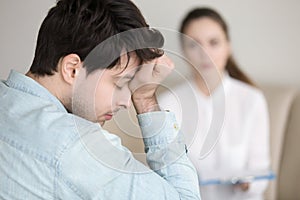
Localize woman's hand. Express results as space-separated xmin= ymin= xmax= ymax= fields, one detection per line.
xmin=234 ymin=182 xmax=250 ymax=192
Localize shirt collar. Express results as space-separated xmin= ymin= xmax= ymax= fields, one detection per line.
xmin=219 ymin=71 xmax=231 ymax=92
xmin=5 ymin=70 xmax=67 ymax=112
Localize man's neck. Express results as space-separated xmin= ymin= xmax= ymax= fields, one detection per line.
xmin=26 ymin=71 xmax=71 ymax=110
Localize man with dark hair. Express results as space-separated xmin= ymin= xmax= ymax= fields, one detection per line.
xmin=0 ymin=0 xmax=201 ymax=199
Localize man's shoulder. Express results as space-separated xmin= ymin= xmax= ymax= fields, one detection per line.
xmin=0 ymin=82 xmax=103 ymax=161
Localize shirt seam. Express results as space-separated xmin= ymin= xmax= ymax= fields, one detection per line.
xmin=54 ymin=123 xmax=86 ymax=200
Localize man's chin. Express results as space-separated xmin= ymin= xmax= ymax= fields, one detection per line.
xmin=99 ymin=121 xmax=105 ymax=126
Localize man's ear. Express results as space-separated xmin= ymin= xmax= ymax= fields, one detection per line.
xmin=59 ymin=54 xmax=82 ymax=85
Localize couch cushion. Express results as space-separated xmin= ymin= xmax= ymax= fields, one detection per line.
xmin=278 ymin=93 xmax=300 ymax=199
xmin=261 ymin=84 xmax=298 ymax=200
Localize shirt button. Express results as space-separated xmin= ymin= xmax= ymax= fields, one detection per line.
xmin=173 ymin=123 xmax=179 ymax=131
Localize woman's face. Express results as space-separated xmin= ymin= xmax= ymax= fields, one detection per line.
xmin=182 ymin=17 xmax=231 ymax=75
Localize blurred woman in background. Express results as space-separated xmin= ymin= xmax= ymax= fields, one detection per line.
xmin=159 ymin=7 xmax=271 ymax=200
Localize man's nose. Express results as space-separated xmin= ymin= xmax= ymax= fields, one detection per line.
xmin=117 ymin=87 xmax=132 ymax=109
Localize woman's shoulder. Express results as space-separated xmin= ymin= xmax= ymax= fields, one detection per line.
xmin=228 ymin=76 xmax=265 ymax=100
xmin=227 ymin=77 xmax=268 ymax=111
xmin=227 ymin=77 xmax=268 ymax=116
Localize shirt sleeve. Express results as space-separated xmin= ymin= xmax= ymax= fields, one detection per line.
xmin=57 ymin=112 xmax=201 ymax=200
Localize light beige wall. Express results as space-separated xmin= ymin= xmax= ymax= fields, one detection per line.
xmin=1 ymin=0 xmax=299 ymax=89
xmin=135 ymin=0 xmax=300 ymax=89
xmin=0 ymin=0 xmax=55 ymax=79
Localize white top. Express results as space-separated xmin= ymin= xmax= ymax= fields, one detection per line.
xmin=158 ymin=74 xmax=270 ymax=200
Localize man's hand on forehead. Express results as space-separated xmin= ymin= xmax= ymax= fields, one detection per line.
xmin=129 ymin=55 xmax=174 ymax=114
xmin=129 ymin=55 xmax=174 ymax=90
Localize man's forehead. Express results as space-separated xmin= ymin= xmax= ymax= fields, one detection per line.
xmin=121 ymin=51 xmax=140 ymax=67
xmin=113 ymin=65 xmax=140 ymax=80
xmin=112 ymin=52 xmax=141 ymax=77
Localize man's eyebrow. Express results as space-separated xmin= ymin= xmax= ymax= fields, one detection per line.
xmin=114 ymin=66 xmax=141 ymax=80
xmin=114 ymin=73 xmax=135 ymax=80
xmin=120 ymin=74 xmax=135 ymax=79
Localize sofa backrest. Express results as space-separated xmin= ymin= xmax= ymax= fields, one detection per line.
xmin=278 ymin=93 xmax=300 ymax=199
xmin=261 ymin=85 xmax=298 ymax=200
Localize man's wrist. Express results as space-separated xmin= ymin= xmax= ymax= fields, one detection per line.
xmin=132 ymin=96 xmax=161 ymax=114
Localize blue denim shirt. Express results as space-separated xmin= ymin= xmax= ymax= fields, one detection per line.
xmin=0 ymin=71 xmax=200 ymax=200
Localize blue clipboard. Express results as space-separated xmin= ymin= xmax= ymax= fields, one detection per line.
xmin=199 ymin=171 xmax=276 ymax=186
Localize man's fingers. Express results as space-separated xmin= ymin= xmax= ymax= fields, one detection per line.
xmin=153 ymin=55 xmax=174 ymax=79
xmin=129 ymin=54 xmax=174 ymax=92
xmin=156 ymin=55 xmax=175 ymax=71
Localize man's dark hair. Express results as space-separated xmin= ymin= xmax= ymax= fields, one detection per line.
xmin=29 ymin=0 xmax=164 ymax=76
